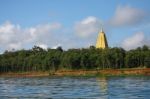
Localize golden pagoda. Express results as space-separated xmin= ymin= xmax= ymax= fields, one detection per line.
xmin=96 ymin=28 xmax=108 ymax=49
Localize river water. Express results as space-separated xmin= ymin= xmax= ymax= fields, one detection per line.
xmin=0 ymin=76 xmax=150 ymax=99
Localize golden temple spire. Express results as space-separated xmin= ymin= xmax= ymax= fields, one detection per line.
xmin=96 ymin=27 xmax=108 ymax=49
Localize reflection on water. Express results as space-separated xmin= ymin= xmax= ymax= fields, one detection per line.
xmin=98 ymin=77 xmax=108 ymax=93
xmin=0 ymin=76 xmax=150 ymax=99
xmin=97 ymin=77 xmax=108 ymax=99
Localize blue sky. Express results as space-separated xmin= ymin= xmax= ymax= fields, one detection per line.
xmin=0 ymin=0 xmax=150 ymax=52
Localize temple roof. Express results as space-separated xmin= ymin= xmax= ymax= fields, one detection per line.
xmin=96 ymin=28 xmax=108 ymax=49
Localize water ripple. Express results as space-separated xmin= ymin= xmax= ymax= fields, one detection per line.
xmin=0 ymin=76 xmax=150 ymax=99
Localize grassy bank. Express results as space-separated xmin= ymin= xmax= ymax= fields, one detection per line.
xmin=54 ymin=68 xmax=150 ymax=77
xmin=0 ymin=71 xmax=50 ymax=77
xmin=0 ymin=68 xmax=150 ymax=77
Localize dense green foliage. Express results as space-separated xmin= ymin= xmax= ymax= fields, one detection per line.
xmin=0 ymin=45 xmax=150 ymax=72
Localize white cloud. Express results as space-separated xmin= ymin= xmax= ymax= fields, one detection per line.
xmin=109 ymin=5 xmax=146 ymax=27
xmin=74 ymin=16 xmax=101 ymax=38
xmin=0 ymin=21 xmax=22 ymax=50
xmin=52 ymin=43 xmax=62 ymax=49
xmin=0 ymin=21 xmax=62 ymax=51
xmin=28 ymin=22 xmax=62 ymax=43
xmin=121 ymin=32 xmax=147 ymax=50
xmin=8 ymin=42 xmax=22 ymax=50
xmin=36 ymin=44 xmax=48 ymax=50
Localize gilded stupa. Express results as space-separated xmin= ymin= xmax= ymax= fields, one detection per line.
xmin=96 ymin=28 xmax=108 ymax=49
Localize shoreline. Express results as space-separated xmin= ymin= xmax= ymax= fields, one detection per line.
xmin=0 ymin=68 xmax=150 ymax=77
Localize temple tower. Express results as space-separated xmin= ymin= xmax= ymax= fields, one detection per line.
xmin=96 ymin=28 xmax=108 ymax=49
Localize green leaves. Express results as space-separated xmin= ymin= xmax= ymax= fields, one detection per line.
xmin=0 ymin=45 xmax=150 ymax=73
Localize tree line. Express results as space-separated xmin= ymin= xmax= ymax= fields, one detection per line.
xmin=0 ymin=45 xmax=150 ymax=73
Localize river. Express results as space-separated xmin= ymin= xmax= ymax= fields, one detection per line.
xmin=0 ymin=76 xmax=150 ymax=99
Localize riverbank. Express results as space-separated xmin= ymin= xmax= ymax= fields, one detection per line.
xmin=55 ymin=68 xmax=150 ymax=77
xmin=0 ymin=68 xmax=150 ymax=77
